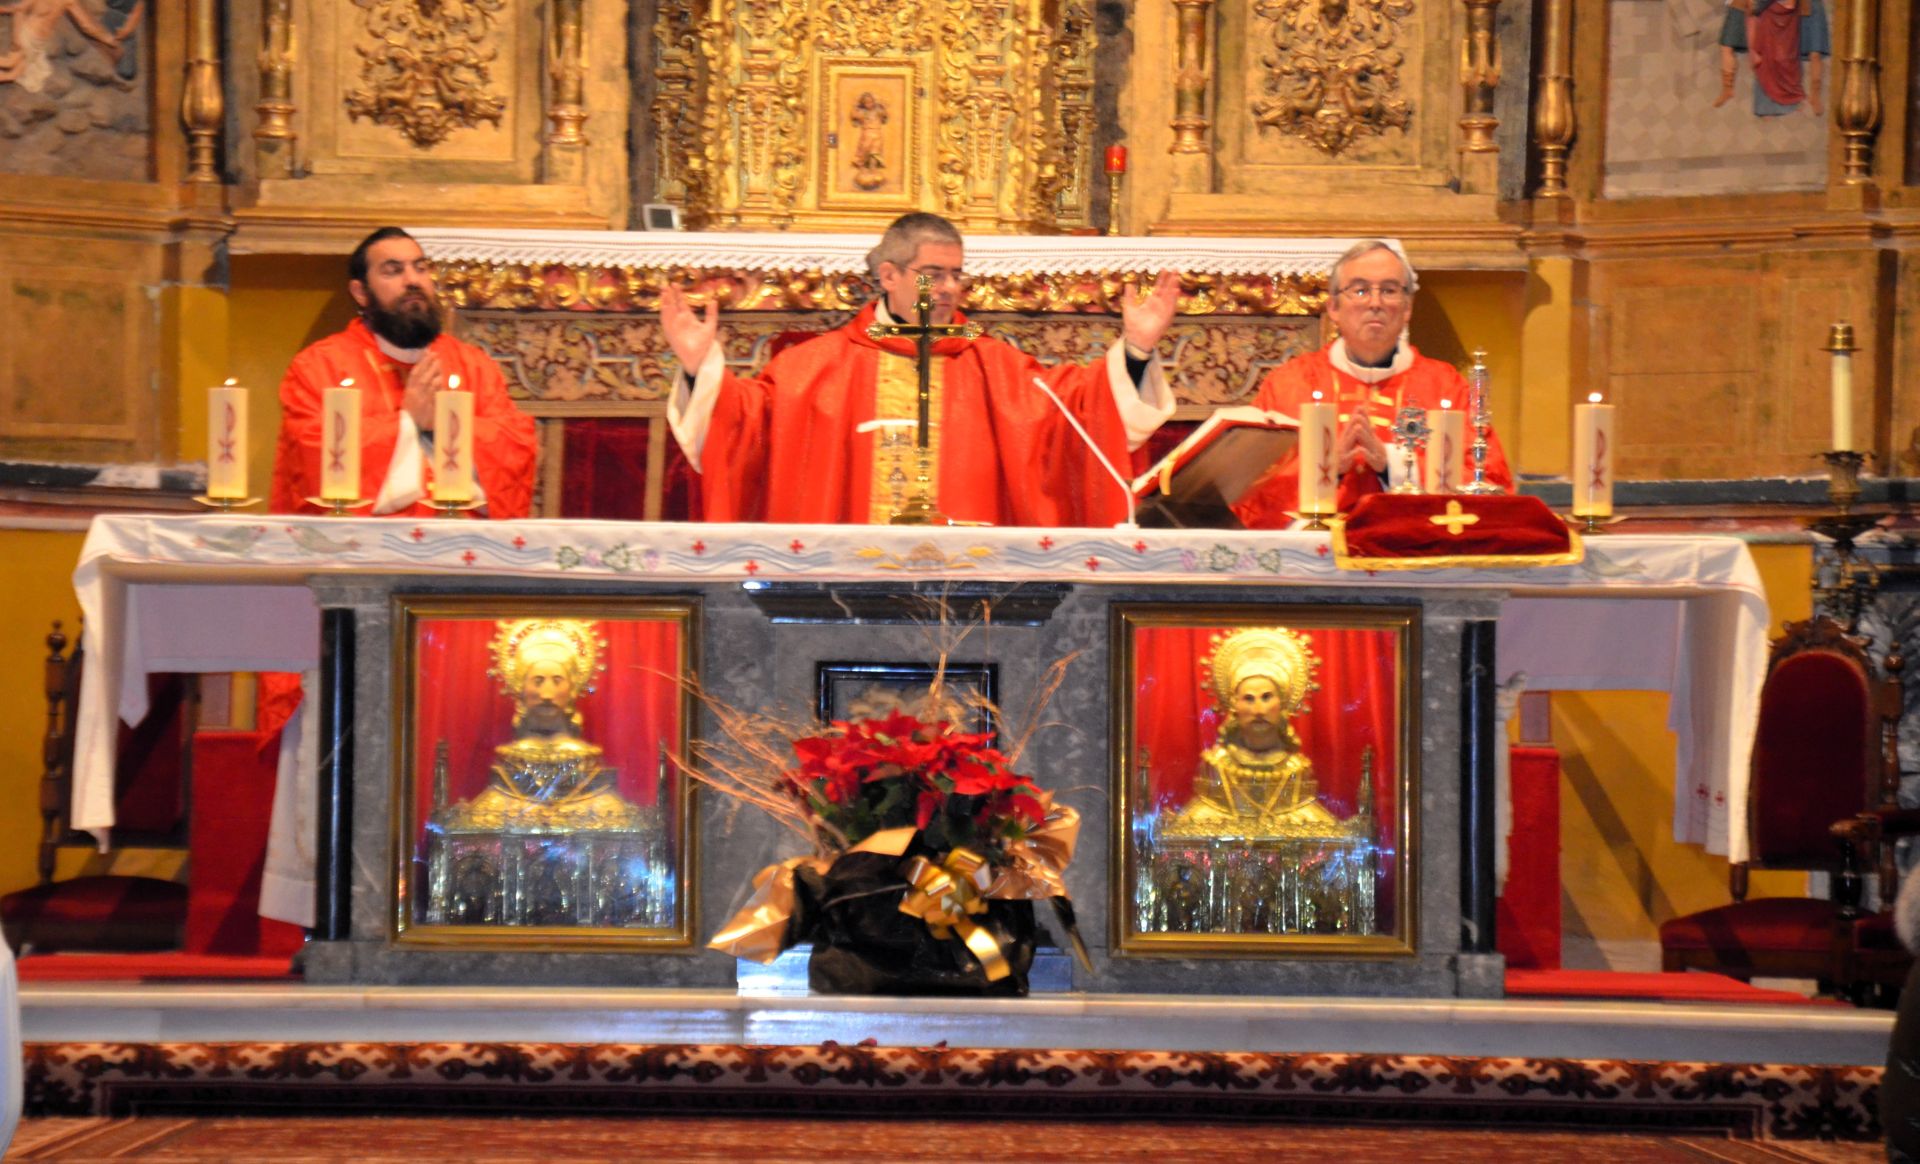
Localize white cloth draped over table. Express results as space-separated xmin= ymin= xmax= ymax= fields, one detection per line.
xmin=69 ymin=517 xmax=1772 ymax=928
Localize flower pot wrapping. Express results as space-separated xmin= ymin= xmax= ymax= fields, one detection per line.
xmin=794 ymin=849 xmax=1040 ymax=996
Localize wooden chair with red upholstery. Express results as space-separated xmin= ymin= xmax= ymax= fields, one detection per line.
xmin=1658 ymin=615 xmax=1904 ymax=996
xmin=0 ymin=623 xmax=188 ymax=955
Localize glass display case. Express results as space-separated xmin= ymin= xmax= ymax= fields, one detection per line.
xmin=1112 ymin=604 xmax=1419 ymax=956
xmin=390 ymin=595 xmax=698 ymax=948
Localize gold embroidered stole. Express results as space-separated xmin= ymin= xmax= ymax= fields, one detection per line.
xmin=867 ymin=349 xmax=946 ymax=524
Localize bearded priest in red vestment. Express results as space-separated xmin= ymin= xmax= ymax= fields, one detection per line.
xmin=270 ymin=227 xmax=538 ymax=518
xmin=661 ymin=213 xmax=1182 ymax=527
xmin=1232 ymin=240 xmax=1513 ymax=528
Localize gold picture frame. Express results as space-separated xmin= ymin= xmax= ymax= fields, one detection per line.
xmin=1111 ymin=603 xmax=1420 ymax=958
xmin=390 ymin=594 xmax=699 ymax=949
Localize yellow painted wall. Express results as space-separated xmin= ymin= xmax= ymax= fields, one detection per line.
xmin=1410 ymin=272 xmax=1527 ymax=474
xmin=226 ymin=255 xmax=359 ymax=496
xmin=1552 ymin=542 xmax=1815 ymax=965
xmin=0 ymin=530 xmax=89 ymax=898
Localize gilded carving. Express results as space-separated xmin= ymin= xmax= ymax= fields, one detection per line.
xmin=255 ymin=0 xmax=298 ymax=177
xmin=1459 ymin=0 xmax=1500 ymax=153
xmin=1052 ymin=0 xmax=1096 ymax=228
xmin=1249 ymin=0 xmax=1417 ymax=157
xmin=438 ymin=263 xmax=1326 ymax=320
xmin=343 ymin=0 xmax=509 ymax=149
xmin=546 ymin=0 xmax=587 ymax=146
xmin=650 ymin=0 xmax=708 ymax=213
xmin=819 ymin=0 xmax=924 ymax=55
xmin=459 ymin=309 xmax=1317 ymax=413
xmin=183 ymin=0 xmax=220 ymax=181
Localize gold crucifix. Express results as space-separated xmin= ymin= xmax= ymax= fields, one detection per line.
xmin=865 ymin=273 xmax=981 ymax=524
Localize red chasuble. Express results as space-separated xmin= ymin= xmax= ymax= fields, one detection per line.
xmin=1232 ymin=346 xmax=1514 ymax=529
xmin=269 ymin=318 xmax=538 ymax=518
xmin=696 ymin=302 xmax=1137 ymax=527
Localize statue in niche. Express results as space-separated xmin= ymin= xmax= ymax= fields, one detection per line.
xmin=1162 ymin=627 xmax=1356 ymax=841
xmin=849 ymin=90 xmax=888 ymax=191
xmin=436 ymin=618 xmax=647 ymax=833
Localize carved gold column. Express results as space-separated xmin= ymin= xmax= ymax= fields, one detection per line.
xmin=1170 ymin=0 xmax=1212 ymax=156
xmin=547 ymin=0 xmax=589 ymax=147
xmin=182 ymin=0 xmax=222 ymax=182
xmin=255 ymin=0 xmax=297 ymax=179
xmin=1835 ymin=0 xmax=1881 ymax=184
xmin=1531 ymin=0 xmax=1574 ymax=198
xmin=1459 ymin=0 xmax=1500 ymax=152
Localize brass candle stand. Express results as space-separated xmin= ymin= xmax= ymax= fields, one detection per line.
xmin=428 ymin=497 xmax=485 ymax=519
xmin=1298 ymin=510 xmax=1335 ymax=532
xmin=1460 ymin=349 xmax=1502 ymax=495
xmin=1809 ymin=449 xmax=1879 ymax=631
xmin=306 ymin=495 xmax=373 ymax=517
xmin=193 ymin=495 xmax=262 ymax=512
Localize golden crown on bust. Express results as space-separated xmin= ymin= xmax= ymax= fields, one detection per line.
xmin=487 ymin=618 xmax=606 ymax=703
xmin=1205 ymin=626 xmax=1320 ymax=714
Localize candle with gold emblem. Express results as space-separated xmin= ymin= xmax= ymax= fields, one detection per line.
xmin=1425 ymin=398 xmax=1466 ymax=494
xmin=432 ymin=373 xmax=475 ymax=503
xmin=206 ymin=379 xmax=247 ymax=499
xmin=320 ymin=381 xmax=361 ymax=501
xmin=1572 ymin=391 xmax=1615 ymax=518
xmin=1296 ymin=390 xmax=1338 ymax=515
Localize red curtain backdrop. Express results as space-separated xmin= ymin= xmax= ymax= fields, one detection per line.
xmin=1132 ymin=625 xmax=1403 ymax=913
xmin=408 ymin=617 xmax=685 ymax=846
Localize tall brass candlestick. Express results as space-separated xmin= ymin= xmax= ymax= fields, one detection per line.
xmin=1460 ymin=349 xmax=1502 ymax=494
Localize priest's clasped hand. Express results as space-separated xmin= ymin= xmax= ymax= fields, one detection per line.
xmin=1121 ymin=269 xmax=1184 ymax=354
xmin=1338 ymin=409 xmax=1389 ymax=475
xmin=401 ymin=349 xmax=445 ymax=431
xmin=659 ymin=284 xmax=720 ymax=372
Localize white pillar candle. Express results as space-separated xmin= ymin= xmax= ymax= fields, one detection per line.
xmin=1572 ymin=391 xmax=1615 ymax=518
xmin=1830 ymin=340 xmax=1854 ymax=452
xmin=432 ymin=374 xmax=475 ymax=503
xmin=320 ymin=381 xmax=361 ymax=501
xmin=206 ymin=380 xmax=247 ymax=499
xmin=1425 ymin=400 xmax=1466 ymax=494
xmin=1296 ymin=391 xmax=1338 ymax=515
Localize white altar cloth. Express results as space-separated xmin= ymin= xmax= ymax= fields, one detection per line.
xmin=71 ymin=518 xmax=1771 ymax=913
xmin=407 ymin=228 xmax=1366 ymax=279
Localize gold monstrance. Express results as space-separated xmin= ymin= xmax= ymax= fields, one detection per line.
xmin=865 ymin=274 xmax=982 ymax=525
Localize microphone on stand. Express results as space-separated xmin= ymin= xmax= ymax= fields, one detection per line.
xmin=1029 ymin=376 xmax=1138 ymax=530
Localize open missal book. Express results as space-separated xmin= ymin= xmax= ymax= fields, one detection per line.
xmin=1130 ymin=406 xmax=1299 ymax=529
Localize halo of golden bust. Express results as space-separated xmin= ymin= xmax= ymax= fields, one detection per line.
xmin=487 ymin=618 xmax=607 ymax=702
xmin=1205 ymin=626 xmax=1320 ymax=715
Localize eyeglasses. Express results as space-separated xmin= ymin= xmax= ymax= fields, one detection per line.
xmin=905 ymin=265 xmax=967 ymax=288
xmin=1336 ymin=282 xmax=1409 ymax=305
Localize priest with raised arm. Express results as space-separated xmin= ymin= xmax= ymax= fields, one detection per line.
xmin=1232 ymin=240 xmax=1513 ymax=528
xmin=661 ymin=212 xmax=1182 ymax=526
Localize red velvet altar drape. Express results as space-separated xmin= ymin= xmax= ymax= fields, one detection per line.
xmin=1132 ymin=624 xmax=1403 ymax=920
xmin=559 ymin=419 xmax=703 ymax=522
xmin=409 ymin=618 xmax=683 ymax=839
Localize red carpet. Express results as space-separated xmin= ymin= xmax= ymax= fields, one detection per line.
xmin=1505 ymin=968 xmax=1840 ymax=1005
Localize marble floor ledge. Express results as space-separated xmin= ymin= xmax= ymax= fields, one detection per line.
xmin=16 ymin=984 xmax=1895 ymax=1067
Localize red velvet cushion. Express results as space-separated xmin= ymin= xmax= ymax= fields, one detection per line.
xmin=0 ymin=875 xmax=187 ymax=954
xmin=1658 ymin=896 xmax=1840 ymax=960
xmin=1749 ymin=650 xmax=1872 ymax=866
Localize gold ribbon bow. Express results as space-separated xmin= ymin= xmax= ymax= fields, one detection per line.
xmin=897 ymin=847 xmax=1010 ymax=982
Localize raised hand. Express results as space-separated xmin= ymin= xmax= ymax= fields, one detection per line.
xmin=1121 ymin=268 xmax=1183 ymax=353
xmin=659 ymin=283 xmax=719 ymax=371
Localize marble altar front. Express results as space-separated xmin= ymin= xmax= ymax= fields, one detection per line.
xmin=69 ymin=517 xmax=1768 ymax=997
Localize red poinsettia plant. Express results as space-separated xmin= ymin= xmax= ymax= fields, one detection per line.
xmin=786 ymin=710 xmax=1049 ymax=859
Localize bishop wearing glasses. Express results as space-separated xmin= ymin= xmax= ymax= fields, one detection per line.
xmin=659 ymin=212 xmax=1182 ymax=527
xmin=1232 ymin=240 xmax=1515 ymax=526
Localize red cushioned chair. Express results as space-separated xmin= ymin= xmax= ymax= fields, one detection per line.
xmin=0 ymin=623 xmax=188 ymax=954
xmin=1658 ymin=616 xmax=1904 ymax=997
